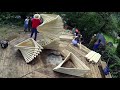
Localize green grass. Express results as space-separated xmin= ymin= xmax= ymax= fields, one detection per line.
xmin=103 ymin=33 xmax=115 ymax=44
xmin=102 ymin=33 xmax=118 ymax=53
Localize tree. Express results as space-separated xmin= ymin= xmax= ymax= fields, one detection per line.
xmin=116 ymin=40 xmax=120 ymax=58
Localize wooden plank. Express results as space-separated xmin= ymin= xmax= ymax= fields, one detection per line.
xmin=20 ymin=49 xmax=35 ymax=63
xmin=86 ymin=51 xmax=96 ymax=60
xmin=59 ymin=35 xmax=73 ymax=41
xmin=53 ymin=52 xmax=90 ymax=77
xmin=60 ymin=49 xmax=70 ymax=57
xmin=89 ymin=53 xmax=101 ymax=63
xmin=85 ymin=51 xmax=94 ymax=58
xmin=81 ymin=44 xmax=91 ymax=53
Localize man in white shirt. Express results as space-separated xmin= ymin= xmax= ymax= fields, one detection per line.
xmin=24 ymin=16 xmax=29 ymax=32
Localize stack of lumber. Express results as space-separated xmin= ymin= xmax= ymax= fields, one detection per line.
xmin=53 ymin=52 xmax=90 ymax=77
xmin=85 ymin=51 xmax=101 ymax=63
xmin=14 ymin=38 xmax=43 ymax=63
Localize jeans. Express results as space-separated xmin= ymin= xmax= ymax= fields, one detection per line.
xmin=93 ymin=44 xmax=100 ymax=51
xmin=30 ymin=28 xmax=37 ymax=41
xmin=24 ymin=24 xmax=28 ymax=32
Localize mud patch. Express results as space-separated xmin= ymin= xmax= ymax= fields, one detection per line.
xmin=40 ymin=49 xmax=63 ymax=66
xmin=46 ymin=54 xmax=63 ymax=66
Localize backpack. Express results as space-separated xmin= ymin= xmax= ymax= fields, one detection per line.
xmin=0 ymin=40 xmax=8 ymax=49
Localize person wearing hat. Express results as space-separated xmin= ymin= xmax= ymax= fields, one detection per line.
xmin=30 ymin=14 xmax=42 ymax=41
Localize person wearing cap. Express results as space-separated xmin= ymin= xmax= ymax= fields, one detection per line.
xmin=30 ymin=14 xmax=42 ymax=41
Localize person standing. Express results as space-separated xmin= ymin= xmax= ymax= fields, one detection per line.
xmin=28 ymin=16 xmax=32 ymax=32
xmin=24 ymin=16 xmax=29 ymax=32
xmin=88 ymin=34 xmax=97 ymax=49
xmin=30 ymin=14 xmax=42 ymax=41
xmin=74 ymin=28 xmax=79 ymax=36
xmin=93 ymin=39 xmax=101 ymax=51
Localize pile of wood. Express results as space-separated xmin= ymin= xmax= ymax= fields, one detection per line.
xmin=14 ymin=38 xmax=43 ymax=63
xmin=85 ymin=51 xmax=101 ymax=63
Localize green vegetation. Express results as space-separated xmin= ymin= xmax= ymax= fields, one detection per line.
xmin=100 ymin=46 xmax=120 ymax=78
xmin=116 ymin=40 xmax=120 ymax=58
xmin=103 ymin=33 xmax=115 ymax=44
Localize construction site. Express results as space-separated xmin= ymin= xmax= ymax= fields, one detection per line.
xmin=0 ymin=14 xmax=112 ymax=78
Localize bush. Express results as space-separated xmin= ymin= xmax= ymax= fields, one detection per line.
xmin=99 ymin=45 xmax=120 ymax=78
xmin=116 ymin=40 xmax=120 ymax=58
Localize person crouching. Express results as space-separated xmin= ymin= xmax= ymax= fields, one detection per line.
xmin=71 ymin=36 xmax=79 ymax=47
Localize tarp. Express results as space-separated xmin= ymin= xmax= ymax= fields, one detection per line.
xmin=96 ymin=33 xmax=106 ymax=46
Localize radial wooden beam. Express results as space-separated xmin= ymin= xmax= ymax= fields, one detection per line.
xmin=53 ymin=52 xmax=90 ymax=77
xmin=14 ymin=38 xmax=43 ymax=63
xmin=59 ymin=35 xmax=74 ymax=41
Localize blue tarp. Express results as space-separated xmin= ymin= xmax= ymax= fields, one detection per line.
xmin=96 ymin=33 xmax=106 ymax=46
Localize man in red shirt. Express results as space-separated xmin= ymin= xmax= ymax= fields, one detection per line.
xmin=30 ymin=14 xmax=42 ymax=41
